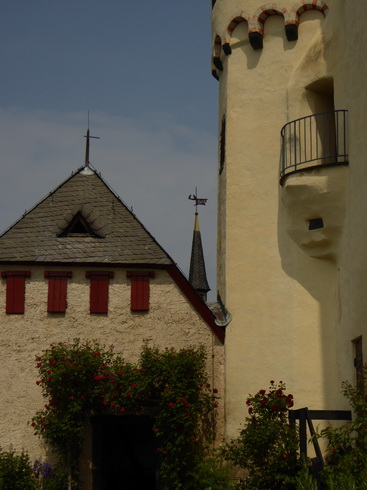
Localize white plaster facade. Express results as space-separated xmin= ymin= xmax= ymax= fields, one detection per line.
xmin=212 ymin=0 xmax=367 ymax=439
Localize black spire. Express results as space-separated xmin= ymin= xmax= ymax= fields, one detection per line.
xmin=188 ymin=191 xmax=210 ymax=301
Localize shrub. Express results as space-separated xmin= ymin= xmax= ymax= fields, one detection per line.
xmin=0 ymin=448 xmax=36 ymax=490
xmin=313 ymin=366 xmax=367 ymax=487
xmin=223 ymin=381 xmax=299 ymax=489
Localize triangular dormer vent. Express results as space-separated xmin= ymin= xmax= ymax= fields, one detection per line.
xmin=58 ymin=212 xmax=102 ymax=238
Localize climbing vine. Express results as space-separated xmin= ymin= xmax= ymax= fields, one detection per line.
xmin=32 ymin=340 xmax=219 ymax=489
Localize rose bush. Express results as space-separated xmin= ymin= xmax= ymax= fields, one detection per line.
xmin=223 ymin=381 xmax=299 ymax=489
xmin=32 ymin=340 xmax=220 ymax=489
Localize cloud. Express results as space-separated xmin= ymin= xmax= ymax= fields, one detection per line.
xmin=0 ymin=108 xmax=217 ymax=298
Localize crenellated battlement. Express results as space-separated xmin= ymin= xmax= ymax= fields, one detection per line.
xmin=212 ymin=1 xmax=328 ymax=76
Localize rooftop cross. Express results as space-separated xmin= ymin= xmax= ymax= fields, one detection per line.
xmin=84 ymin=122 xmax=100 ymax=167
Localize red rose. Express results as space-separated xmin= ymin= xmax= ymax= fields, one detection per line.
xmin=185 ymin=403 xmax=190 ymax=408
xmin=31 ymin=422 xmax=35 ymax=427
xmin=168 ymin=402 xmax=175 ymax=408
xmin=189 ymin=436 xmax=195 ymax=441
xmin=126 ymin=392 xmax=132 ymax=397
xmin=94 ymin=376 xmax=100 ymax=381
xmin=270 ymin=380 xmax=274 ymax=384
xmin=213 ymin=388 xmax=218 ymax=393
xmin=261 ymin=399 xmax=267 ymax=404
xmin=131 ymin=384 xmax=137 ymax=389
xmin=181 ymin=397 xmax=187 ymax=402
xmin=163 ymin=450 xmax=168 ymax=455
xmin=259 ymin=389 xmax=266 ymax=395
xmin=271 ymin=405 xmax=277 ymax=411
xmin=246 ymin=399 xmax=251 ymax=405
xmin=51 ymin=360 xmax=57 ymax=365
xmin=118 ymin=371 xmax=123 ymax=376
xmin=248 ymin=407 xmax=253 ymax=414
xmin=120 ymin=408 xmax=125 ymax=412
xmin=213 ymin=403 xmax=218 ymax=408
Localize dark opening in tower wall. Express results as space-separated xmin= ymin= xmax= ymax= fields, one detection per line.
xmin=308 ymin=218 xmax=324 ymax=230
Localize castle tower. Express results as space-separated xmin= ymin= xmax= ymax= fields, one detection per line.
xmin=211 ymin=0 xmax=367 ymax=438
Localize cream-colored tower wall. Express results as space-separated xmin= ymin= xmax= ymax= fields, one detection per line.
xmin=331 ymin=0 xmax=367 ymax=388
xmin=212 ymin=0 xmax=353 ymax=439
xmin=0 ymin=265 xmax=224 ymax=463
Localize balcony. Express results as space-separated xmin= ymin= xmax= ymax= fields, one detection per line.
xmin=280 ymin=110 xmax=348 ymax=184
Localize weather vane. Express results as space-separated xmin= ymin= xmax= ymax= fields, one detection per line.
xmin=188 ymin=188 xmax=207 ymax=215
xmin=84 ymin=112 xmax=100 ymax=167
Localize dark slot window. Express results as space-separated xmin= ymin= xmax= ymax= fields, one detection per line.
xmin=308 ymin=218 xmax=324 ymax=230
xmin=219 ymin=116 xmax=226 ymax=175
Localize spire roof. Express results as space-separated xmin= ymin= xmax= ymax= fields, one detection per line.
xmin=189 ymin=212 xmax=210 ymax=299
xmin=0 ymin=167 xmax=173 ymax=265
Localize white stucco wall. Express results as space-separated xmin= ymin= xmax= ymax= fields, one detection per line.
xmin=0 ymin=265 xmax=224 ymax=464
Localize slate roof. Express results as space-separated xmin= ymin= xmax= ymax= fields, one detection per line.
xmin=0 ymin=167 xmax=173 ymax=265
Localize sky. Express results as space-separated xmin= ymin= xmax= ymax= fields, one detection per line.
xmin=0 ymin=1 xmax=219 ymax=299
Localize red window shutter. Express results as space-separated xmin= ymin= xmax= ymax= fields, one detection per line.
xmin=86 ymin=271 xmax=114 ymax=314
xmin=1 ymin=271 xmax=31 ymax=314
xmin=44 ymin=272 xmax=72 ymax=313
xmin=127 ymin=271 xmax=155 ymax=311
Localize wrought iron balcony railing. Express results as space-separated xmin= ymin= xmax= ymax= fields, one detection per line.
xmin=280 ymin=110 xmax=348 ymax=184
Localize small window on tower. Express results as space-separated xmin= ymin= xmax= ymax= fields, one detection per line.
xmin=308 ymin=218 xmax=324 ymax=230
xmin=219 ymin=115 xmax=226 ymax=175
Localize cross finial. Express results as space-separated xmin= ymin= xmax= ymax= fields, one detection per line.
xmin=84 ymin=114 xmax=100 ymax=167
xmin=188 ymin=187 xmax=208 ymax=215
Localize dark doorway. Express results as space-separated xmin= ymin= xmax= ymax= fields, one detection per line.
xmin=353 ymin=336 xmax=363 ymax=392
xmin=92 ymin=415 xmax=157 ymax=490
